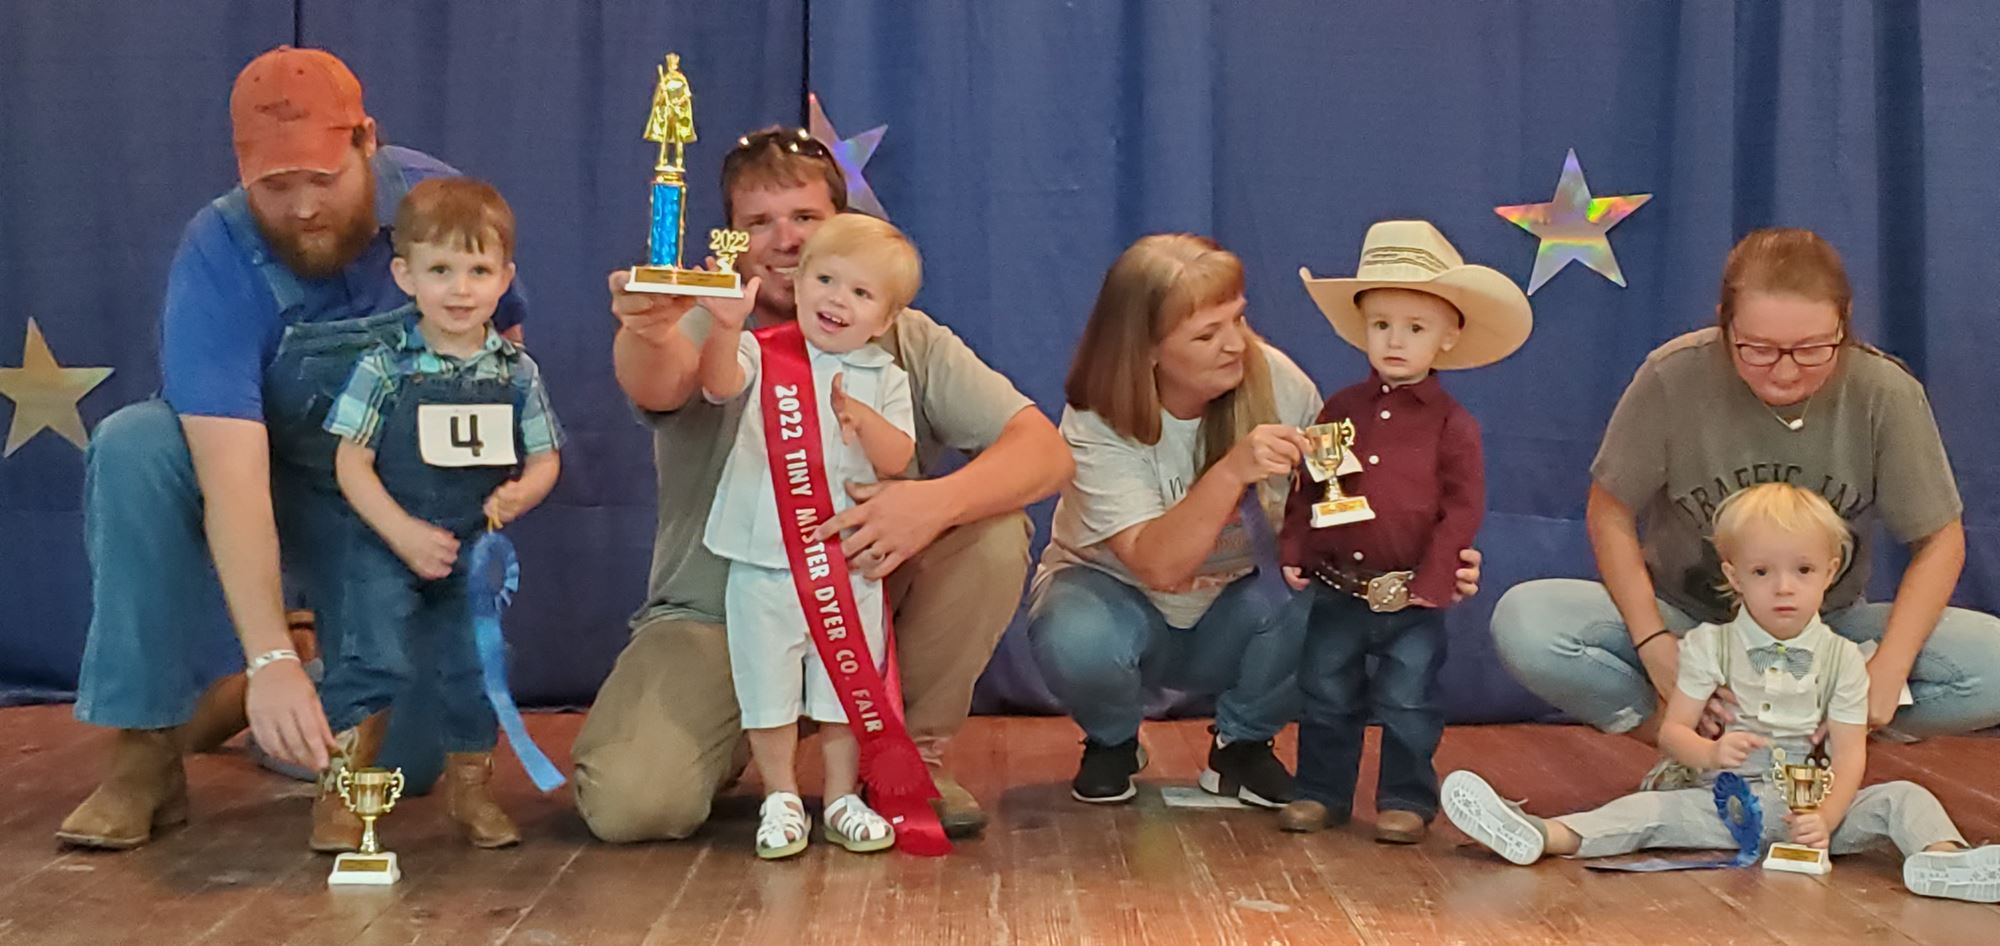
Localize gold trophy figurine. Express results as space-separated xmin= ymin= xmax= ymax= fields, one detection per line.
xmin=1762 ymin=746 xmax=1835 ymax=875
xmin=328 ymin=766 xmax=407 ymax=886
xmin=1303 ymin=420 xmax=1376 ymax=527
xmin=627 ymin=52 xmax=749 ymax=298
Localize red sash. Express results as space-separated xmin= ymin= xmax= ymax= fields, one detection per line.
xmin=753 ymin=322 xmax=948 ymax=856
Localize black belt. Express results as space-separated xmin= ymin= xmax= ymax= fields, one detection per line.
xmin=1308 ymin=563 xmax=1415 ymax=613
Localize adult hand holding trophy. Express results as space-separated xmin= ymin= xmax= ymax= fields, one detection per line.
xmin=627 ymin=52 xmax=750 ymax=298
xmin=1303 ymin=419 xmax=1375 ymax=528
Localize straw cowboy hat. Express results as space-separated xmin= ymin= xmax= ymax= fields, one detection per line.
xmin=1299 ymin=220 xmax=1532 ymax=370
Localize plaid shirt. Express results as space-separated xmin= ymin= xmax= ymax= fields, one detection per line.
xmin=324 ymin=312 xmax=562 ymax=455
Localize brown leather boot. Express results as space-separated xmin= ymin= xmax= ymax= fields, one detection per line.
xmin=310 ymin=713 xmax=388 ymax=853
xmin=444 ymin=752 xmax=519 ymax=848
xmin=182 ymin=673 xmax=249 ymax=754
xmin=56 ymin=727 xmax=188 ymax=849
xmin=926 ymin=762 xmax=988 ymax=839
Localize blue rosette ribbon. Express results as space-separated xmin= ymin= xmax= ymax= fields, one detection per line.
xmin=1711 ymin=771 xmax=1764 ymax=867
xmin=467 ymin=531 xmax=566 ymax=793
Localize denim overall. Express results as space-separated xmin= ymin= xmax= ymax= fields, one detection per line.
xmin=315 ymin=353 xmax=524 ymax=753
xmin=74 ymin=160 xmax=451 ymax=786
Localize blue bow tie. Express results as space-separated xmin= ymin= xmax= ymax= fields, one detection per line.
xmin=1747 ymin=643 xmax=1814 ymax=679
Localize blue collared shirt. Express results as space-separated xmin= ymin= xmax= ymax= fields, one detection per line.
xmin=324 ymin=310 xmax=562 ymax=456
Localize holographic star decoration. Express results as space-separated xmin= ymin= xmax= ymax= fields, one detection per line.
xmin=808 ymin=93 xmax=889 ymax=220
xmin=0 ymin=318 xmax=114 ymax=457
xmin=1494 ymin=149 xmax=1652 ymax=294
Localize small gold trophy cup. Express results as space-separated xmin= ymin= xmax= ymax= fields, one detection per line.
xmin=328 ymin=766 xmax=406 ymax=886
xmin=1303 ymin=420 xmax=1376 ymax=528
xmin=1762 ymin=746 xmax=1834 ymax=875
xmin=627 ymin=52 xmax=749 ymax=298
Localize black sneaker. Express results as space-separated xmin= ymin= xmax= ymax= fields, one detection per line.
xmin=1198 ymin=730 xmax=1295 ymax=809
xmin=1070 ymin=737 xmax=1147 ymax=804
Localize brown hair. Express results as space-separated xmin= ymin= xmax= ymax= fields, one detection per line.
xmin=1065 ymin=234 xmax=1276 ymax=476
xmin=391 ymin=177 xmax=515 ymax=262
xmin=797 ymin=213 xmax=923 ymax=315
xmin=720 ymin=126 xmax=848 ymax=223
xmin=1715 ymin=228 xmax=1853 ymax=342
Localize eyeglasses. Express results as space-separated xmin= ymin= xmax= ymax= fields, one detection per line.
xmin=1731 ymin=333 xmax=1844 ymax=368
xmin=725 ymin=127 xmax=833 ymax=162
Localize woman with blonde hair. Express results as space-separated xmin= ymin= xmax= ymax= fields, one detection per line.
xmin=1026 ymin=234 xmax=1481 ymax=806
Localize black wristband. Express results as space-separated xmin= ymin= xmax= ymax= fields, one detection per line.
xmin=1634 ymin=629 xmax=1674 ymax=652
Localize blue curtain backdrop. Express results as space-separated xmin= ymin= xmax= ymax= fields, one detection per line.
xmin=4 ymin=1 xmax=1996 ymax=723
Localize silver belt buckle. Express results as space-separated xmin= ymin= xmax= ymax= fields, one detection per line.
xmin=1365 ymin=572 xmax=1414 ymax=613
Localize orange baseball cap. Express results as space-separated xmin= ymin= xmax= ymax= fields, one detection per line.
xmin=229 ymin=46 xmax=367 ymax=183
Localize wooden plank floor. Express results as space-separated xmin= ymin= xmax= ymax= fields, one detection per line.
xmin=1 ymin=704 xmax=1995 ymax=945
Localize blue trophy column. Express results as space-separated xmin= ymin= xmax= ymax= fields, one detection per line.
xmin=649 ymin=179 xmax=684 ymax=268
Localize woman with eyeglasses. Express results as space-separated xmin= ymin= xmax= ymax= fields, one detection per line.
xmin=1491 ymin=228 xmax=2000 ymax=786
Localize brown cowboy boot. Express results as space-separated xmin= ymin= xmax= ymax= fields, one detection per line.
xmin=309 ymin=713 xmax=388 ymax=853
xmin=444 ymin=752 xmax=520 ymax=848
xmin=187 ymin=613 xmax=317 ymax=755
xmin=181 ymin=673 xmax=249 ymax=754
xmin=927 ymin=761 xmax=989 ymax=838
xmin=56 ymin=727 xmax=189 ymax=849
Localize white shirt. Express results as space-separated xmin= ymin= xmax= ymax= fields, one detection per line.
xmin=704 ymin=334 xmax=914 ymax=570
xmin=1033 ymin=344 xmax=1322 ymax=627
xmin=1676 ymin=610 xmax=1870 ymax=744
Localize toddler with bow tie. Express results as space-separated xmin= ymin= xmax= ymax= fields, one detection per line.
xmin=1442 ymin=483 xmax=1999 ymax=902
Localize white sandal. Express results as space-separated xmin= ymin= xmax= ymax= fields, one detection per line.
xmin=756 ymin=792 xmax=810 ymax=860
xmin=823 ymin=794 xmax=895 ymax=854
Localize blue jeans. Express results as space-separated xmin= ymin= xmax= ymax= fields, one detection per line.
xmin=1295 ymin=584 xmax=1447 ymax=819
xmin=318 ymin=533 xmax=496 ymax=752
xmin=1491 ymin=578 xmax=2000 ymax=736
xmin=73 ymin=322 xmax=449 ymax=787
xmin=316 ymin=362 xmax=518 ymax=752
xmin=1025 ymin=566 xmax=1302 ymax=745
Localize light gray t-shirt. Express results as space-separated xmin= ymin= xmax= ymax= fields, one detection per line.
xmin=1591 ymin=328 xmax=1961 ymax=624
xmin=637 ymin=306 xmax=1036 ymax=626
xmin=1032 ymin=344 xmax=1322 ymax=628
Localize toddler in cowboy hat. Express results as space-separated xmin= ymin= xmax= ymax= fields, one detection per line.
xmin=1275 ymin=220 xmax=1532 ymax=841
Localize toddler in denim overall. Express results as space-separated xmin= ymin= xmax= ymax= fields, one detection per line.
xmin=314 ymin=178 xmax=563 ymax=852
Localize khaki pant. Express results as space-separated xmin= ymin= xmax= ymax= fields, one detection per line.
xmin=571 ymin=511 xmax=1032 ymax=842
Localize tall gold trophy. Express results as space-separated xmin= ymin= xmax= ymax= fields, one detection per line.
xmin=328 ymin=767 xmax=406 ymax=886
xmin=626 ymin=52 xmax=749 ymax=298
xmin=1762 ymin=746 xmax=1834 ymax=875
xmin=1303 ymin=419 xmax=1375 ymax=527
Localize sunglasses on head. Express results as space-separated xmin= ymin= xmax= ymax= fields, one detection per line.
xmin=727 ymin=127 xmax=833 ymax=161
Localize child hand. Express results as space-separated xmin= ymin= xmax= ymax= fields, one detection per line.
xmin=1785 ymin=811 xmax=1831 ymax=849
xmin=484 ymin=480 xmax=535 ymax=527
xmin=706 ymin=276 xmax=762 ymax=332
xmin=1281 ymin=566 xmax=1310 ymax=591
xmin=830 ymin=373 xmax=881 ymax=445
xmin=1410 ymin=595 xmax=1438 ymax=608
xmin=387 ymin=516 xmax=459 ymax=580
xmin=1709 ymin=730 xmax=1767 ymax=770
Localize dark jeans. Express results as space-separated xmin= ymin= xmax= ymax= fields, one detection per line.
xmin=1295 ymin=582 xmax=1447 ymax=820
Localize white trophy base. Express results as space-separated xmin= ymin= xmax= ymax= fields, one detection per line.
xmin=1311 ymin=498 xmax=1376 ymax=528
xmin=1762 ymin=843 xmax=1831 ymax=875
xmin=626 ymin=265 xmax=745 ymax=298
xmin=329 ymin=850 xmax=402 ymax=886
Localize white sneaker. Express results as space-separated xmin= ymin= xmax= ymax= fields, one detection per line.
xmin=1637 ymin=755 xmax=1701 ymax=792
xmin=1441 ymin=770 xmax=1547 ymax=866
xmin=1904 ymin=845 xmax=2000 ymax=903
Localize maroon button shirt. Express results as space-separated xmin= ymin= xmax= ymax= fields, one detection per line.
xmin=1278 ymin=372 xmax=1485 ymax=606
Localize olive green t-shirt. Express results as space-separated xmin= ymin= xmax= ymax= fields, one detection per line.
xmin=634 ymin=307 xmax=1036 ymax=626
xmin=1590 ymin=328 xmax=1961 ymax=623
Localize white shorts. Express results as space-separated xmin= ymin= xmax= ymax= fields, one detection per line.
xmin=725 ymin=561 xmax=888 ymax=729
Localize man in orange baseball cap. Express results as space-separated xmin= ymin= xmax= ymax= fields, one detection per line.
xmin=59 ymin=46 xmax=527 ymax=851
